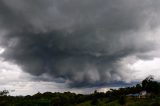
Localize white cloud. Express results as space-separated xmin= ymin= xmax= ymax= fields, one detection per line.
xmin=129 ymin=58 xmax=160 ymax=81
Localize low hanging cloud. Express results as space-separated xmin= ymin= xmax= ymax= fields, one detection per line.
xmin=0 ymin=0 xmax=160 ymax=87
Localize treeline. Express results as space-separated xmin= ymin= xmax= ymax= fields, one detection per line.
xmin=106 ymin=75 xmax=160 ymax=97
xmin=0 ymin=76 xmax=160 ymax=106
xmin=0 ymin=92 xmax=92 ymax=106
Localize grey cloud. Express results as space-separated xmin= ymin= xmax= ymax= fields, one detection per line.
xmin=0 ymin=0 xmax=160 ymax=87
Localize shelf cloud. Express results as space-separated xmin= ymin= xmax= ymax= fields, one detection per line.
xmin=0 ymin=0 xmax=160 ymax=88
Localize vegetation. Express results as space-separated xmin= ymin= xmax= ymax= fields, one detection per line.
xmin=0 ymin=76 xmax=160 ymax=106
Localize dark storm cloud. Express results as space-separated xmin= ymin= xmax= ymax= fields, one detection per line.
xmin=0 ymin=0 xmax=160 ymax=87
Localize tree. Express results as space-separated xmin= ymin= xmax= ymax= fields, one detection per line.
xmin=142 ymin=75 xmax=153 ymax=90
xmin=142 ymin=75 xmax=160 ymax=94
xmin=0 ymin=90 xmax=9 ymax=96
xmin=51 ymin=96 xmax=62 ymax=106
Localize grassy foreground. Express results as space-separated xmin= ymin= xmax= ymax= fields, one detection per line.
xmin=0 ymin=94 xmax=160 ymax=106
xmin=76 ymin=96 xmax=160 ymax=106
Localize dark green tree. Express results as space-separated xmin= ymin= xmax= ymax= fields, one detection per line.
xmin=142 ymin=75 xmax=160 ymax=94
xmin=0 ymin=90 xmax=9 ymax=96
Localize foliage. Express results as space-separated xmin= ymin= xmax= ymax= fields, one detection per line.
xmin=0 ymin=90 xmax=9 ymax=96
xmin=142 ymin=75 xmax=160 ymax=94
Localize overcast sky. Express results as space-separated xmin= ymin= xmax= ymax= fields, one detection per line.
xmin=0 ymin=0 xmax=160 ymax=95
